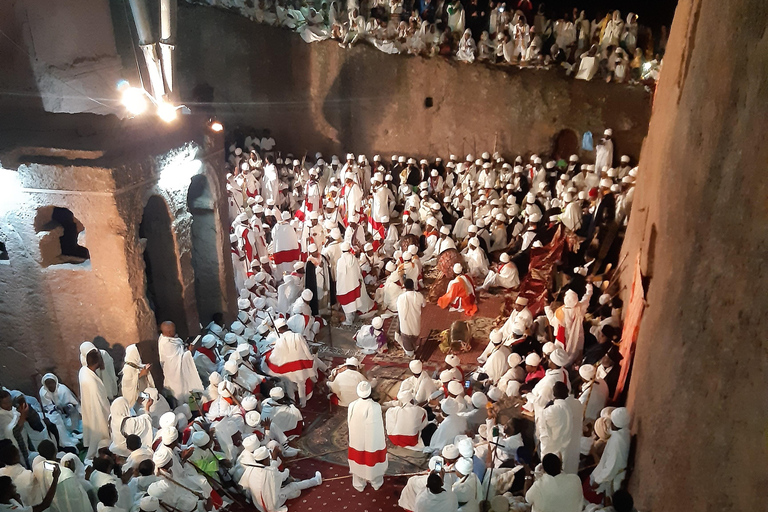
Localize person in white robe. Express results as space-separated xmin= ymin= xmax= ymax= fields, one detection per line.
xmin=298 ymin=8 xmax=330 ymax=43
xmin=478 ymin=331 xmax=511 ymax=384
xmin=539 ymin=383 xmax=577 ymax=469
xmin=428 ymin=399 xmax=467 ymax=453
xmin=385 ymin=390 xmax=428 ymax=451
xmin=78 ymin=348 xmax=110 ymax=460
xmin=415 ymin=472 xmax=459 ymax=512
xmin=271 ymin=211 xmax=301 ymax=279
xmin=545 ymin=285 xmax=593 ymax=365
xmin=446 ymin=0 xmax=465 ymax=34
xmin=354 ymin=317 xmax=386 ymax=354
xmin=260 ymin=387 xmax=304 ymax=440
xmin=400 ymin=360 xmax=441 ymax=405
xmin=120 ymin=344 xmax=154 ymax=410
xmin=600 ymin=10 xmax=624 ymax=49
xmin=590 ymin=407 xmax=631 ymax=496
xmin=525 ymin=348 xmax=570 ymax=448
xmin=79 ymin=341 xmax=118 ymax=401
xmin=328 ymin=358 xmax=374 ymax=406
xmin=240 ymin=446 xmax=322 ymax=512
xmin=456 ymin=29 xmax=477 ymax=63
xmin=0 ymin=443 xmax=43 ymax=506
xmin=38 ymin=373 xmax=80 ymax=447
xmin=261 ymin=157 xmax=280 ymax=207
xmin=147 ymin=478 xmax=201 ymax=512
xmin=595 ymin=129 xmax=614 ymax=175
xmin=335 ymin=242 xmax=375 ymax=325
xmin=192 ymin=335 xmax=221 ymax=388
xmin=525 ymin=453 xmax=583 ymax=512
xmin=374 ymin=261 xmax=404 ymax=317
xmin=34 ymin=454 xmax=92 ymax=512
xmin=480 ymin=253 xmax=520 ymax=290
xmin=396 ymin=279 xmax=425 ymax=357
xmin=157 ymin=322 xmax=204 ymax=404
xmin=108 ymin=397 xmax=154 ymax=457
xmin=578 ymin=364 xmax=609 ymax=423
xmin=347 ymin=381 xmax=388 ymax=491
xmin=262 ymin=319 xmax=317 ymax=407
xmin=452 ymin=457 xmax=483 ymax=512
xmin=558 ymin=193 xmax=583 ymax=232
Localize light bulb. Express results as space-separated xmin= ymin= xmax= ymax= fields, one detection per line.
xmin=122 ymin=87 xmax=147 ymax=115
xmin=157 ymin=101 xmax=178 ymax=123
xmin=210 ymin=120 xmax=223 ymax=132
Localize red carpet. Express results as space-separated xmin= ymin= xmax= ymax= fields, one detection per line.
xmin=286 ymin=458 xmax=407 ymax=512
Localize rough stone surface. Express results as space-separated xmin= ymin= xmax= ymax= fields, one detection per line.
xmin=620 ymin=0 xmax=768 ymax=509
xmin=0 ymin=116 xmax=234 ymax=395
xmin=175 ymin=4 xmax=652 ymax=161
xmin=0 ymin=0 xmax=125 ymax=115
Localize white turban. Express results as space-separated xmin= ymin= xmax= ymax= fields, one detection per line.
xmin=224 ymin=359 xmax=238 ymax=375
xmin=356 ymin=381 xmax=372 ymax=398
xmin=506 ymin=381 xmax=521 ymax=397
xmin=139 ymin=496 xmax=159 ymax=511
xmin=447 ymin=381 xmax=464 ymax=396
xmin=152 ymin=449 xmax=172 ymax=467
xmin=441 ymin=444 xmax=460 ymax=459
xmin=610 ymin=407 xmax=631 ymax=429
xmin=445 ymin=354 xmax=460 ymax=367
xmin=441 ymin=399 xmax=459 ymax=415
xmin=245 ymin=411 xmax=261 ymax=427
xmin=253 ymin=446 xmax=271 ymax=461
xmin=564 ymin=289 xmax=579 ymax=308
xmin=242 ymin=434 xmax=261 ymax=452
xmin=269 ymin=387 xmax=285 ymax=400
xmin=525 ymin=353 xmax=542 ymax=366
xmin=542 ymin=341 xmax=555 ymax=356
xmin=458 ymin=438 xmax=475 ymax=459
xmin=579 ymin=364 xmax=597 ymax=380
xmin=507 ymin=353 xmax=523 ymax=367
xmin=455 ymin=457 xmax=473 ymax=475
xmin=190 ymin=431 xmax=210 ymax=447
xmin=487 ymin=386 xmax=503 ymax=402
xmin=372 ymin=317 xmax=383 ymax=329
xmin=409 ymin=360 xmax=423 ymax=374
xmin=471 ymin=392 xmax=488 ymax=409
xmin=549 ymin=347 xmax=568 ymax=367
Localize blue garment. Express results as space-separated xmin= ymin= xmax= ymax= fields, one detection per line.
xmin=582 ymin=131 xmax=594 ymax=151
xmin=472 ymin=454 xmax=487 ymax=481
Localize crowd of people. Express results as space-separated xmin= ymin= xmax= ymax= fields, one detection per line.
xmin=0 ymin=127 xmax=641 ymax=512
xmin=197 ymin=0 xmax=664 ymax=84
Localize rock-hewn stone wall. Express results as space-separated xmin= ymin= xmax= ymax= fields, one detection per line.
xmin=0 ymin=118 xmax=233 ymax=394
xmin=174 ymin=4 xmax=652 ymax=162
xmin=620 ymin=0 xmax=768 ymax=509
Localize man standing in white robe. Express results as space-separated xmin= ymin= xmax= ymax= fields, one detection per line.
xmin=396 ymin=279 xmax=425 ymax=357
xmin=79 ymin=341 xmax=118 ymax=401
xmin=78 ymin=349 xmax=110 ymax=460
xmin=590 ymin=407 xmax=631 ymax=496
xmin=400 ymin=360 xmax=441 ymax=405
xmin=335 ymin=242 xmax=374 ymax=325
xmin=157 ymin=321 xmax=204 ymax=405
xmin=595 ymin=129 xmax=614 ymax=175
xmin=262 ymin=155 xmax=280 ymax=207
xmin=271 ymin=211 xmax=301 ymax=279
xmin=546 ymin=284 xmax=593 ymax=365
xmin=348 ymin=381 xmax=388 ymax=491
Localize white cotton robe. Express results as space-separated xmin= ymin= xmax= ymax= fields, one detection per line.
xmin=347 ymin=397 xmax=388 ymax=484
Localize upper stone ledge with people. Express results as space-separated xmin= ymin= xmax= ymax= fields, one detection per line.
xmin=190 ymin=0 xmax=664 ymax=88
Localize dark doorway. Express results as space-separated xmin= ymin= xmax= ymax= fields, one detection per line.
xmin=553 ymin=129 xmax=580 ymax=161
xmin=0 ymin=240 xmax=8 ymax=261
xmin=139 ymin=196 xmax=188 ymax=338
xmin=187 ymin=175 xmax=223 ymax=326
xmin=34 ymin=206 xmax=90 ymax=266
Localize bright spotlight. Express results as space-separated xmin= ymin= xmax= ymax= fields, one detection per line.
xmin=210 ymin=120 xmax=223 ymax=132
xmin=157 ymin=101 xmax=178 ymax=123
xmin=121 ymin=87 xmax=148 ymax=116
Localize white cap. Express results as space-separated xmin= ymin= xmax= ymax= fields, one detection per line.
xmin=500 ymin=253 xmax=510 ymax=263
xmin=274 ymin=317 xmax=287 ymax=329
xmin=357 ymin=381 xmax=372 ymax=398
xmin=345 ymin=357 xmax=360 ymax=367
xmin=245 ymin=411 xmax=261 ymax=427
xmin=604 ymin=128 xmax=613 ymax=136
xmin=525 ymin=353 xmax=542 ymax=366
xmin=611 ymin=407 xmax=631 ymax=428
xmin=579 ymin=364 xmax=597 ymax=380
xmin=453 ymin=263 xmax=463 ymax=274
xmin=340 ymin=241 xmax=351 ymax=252
xmin=269 ymin=387 xmax=285 ymax=399
xmin=542 ymin=341 xmax=556 ymax=355
xmin=445 ymin=354 xmax=460 ymax=367
xmin=140 ymin=496 xmax=160 ymax=511
xmin=372 ymin=317 xmax=383 ymax=329
xmin=409 ymin=360 xmax=423 ymax=373
xmin=549 ymin=347 xmax=568 ymax=367
xmin=301 ymin=289 xmax=313 ymax=301
xmin=447 ymin=380 xmax=464 ymax=396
